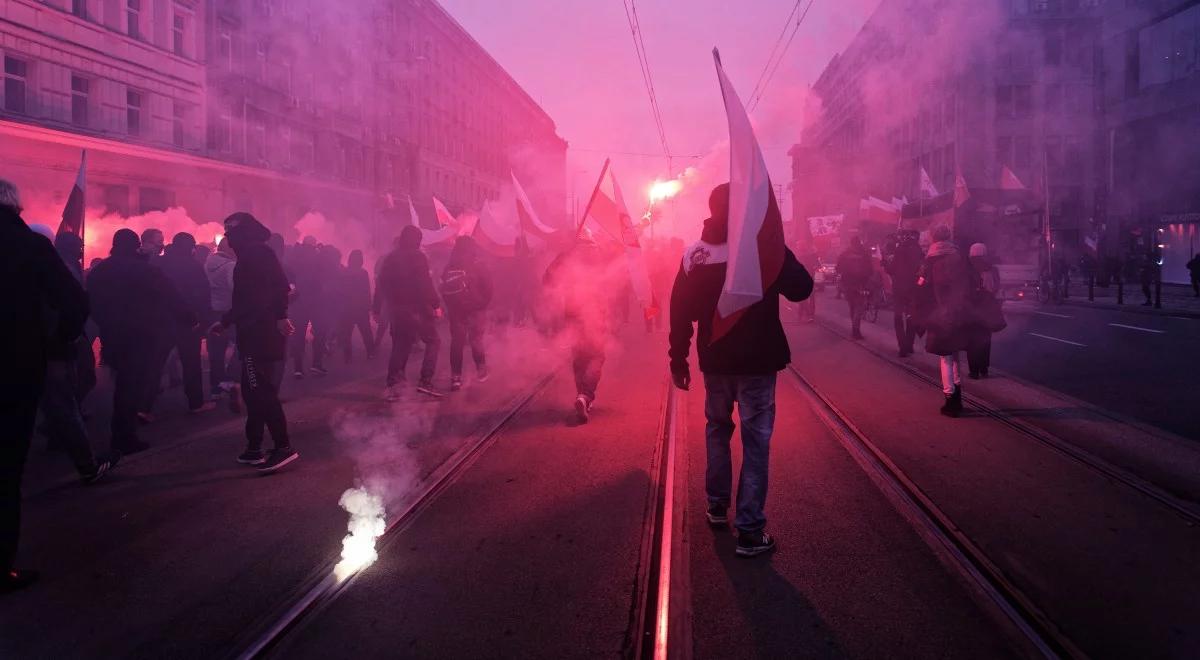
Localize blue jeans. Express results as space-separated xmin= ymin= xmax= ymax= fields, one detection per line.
xmin=702 ymin=372 xmax=778 ymax=534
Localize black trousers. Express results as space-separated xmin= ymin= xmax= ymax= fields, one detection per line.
xmin=387 ymin=309 xmax=439 ymax=386
xmin=844 ymin=287 xmax=866 ymax=335
xmin=449 ymin=310 xmax=486 ymax=377
xmin=1 ymin=391 xmax=38 ymax=573
xmin=339 ymin=310 xmax=375 ymax=360
xmin=144 ymin=326 xmax=204 ymax=411
xmin=967 ymin=327 xmax=993 ymax=375
xmin=107 ymin=343 xmax=154 ymax=452
xmin=572 ymin=338 xmax=606 ymax=401
xmin=242 ymin=356 xmax=289 ymax=452
xmin=893 ymin=293 xmax=917 ymax=354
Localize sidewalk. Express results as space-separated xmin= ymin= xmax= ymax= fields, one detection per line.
xmin=1059 ymin=281 xmax=1200 ymax=318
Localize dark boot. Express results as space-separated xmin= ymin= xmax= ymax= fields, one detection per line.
xmin=940 ymin=386 xmax=963 ymax=417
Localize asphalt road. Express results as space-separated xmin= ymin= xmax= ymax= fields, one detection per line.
xmin=807 ymin=289 xmax=1199 ymax=440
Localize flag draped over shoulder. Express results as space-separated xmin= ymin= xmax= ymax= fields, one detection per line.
xmin=56 ymin=150 xmax=86 ymax=249
xmin=711 ymin=49 xmax=784 ymax=344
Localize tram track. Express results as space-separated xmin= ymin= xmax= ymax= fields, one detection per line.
xmin=229 ymin=371 xmax=557 ymax=660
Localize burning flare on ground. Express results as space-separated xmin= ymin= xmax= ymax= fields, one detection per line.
xmin=648 ymin=178 xmax=683 ymax=205
xmin=333 ymin=487 xmax=387 ymax=582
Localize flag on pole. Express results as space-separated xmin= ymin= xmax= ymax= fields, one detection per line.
xmin=406 ymin=195 xmax=420 ymax=227
xmin=999 ymin=165 xmax=1026 ymax=191
xmin=918 ymin=166 xmax=939 ymax=198
xmin=583 ymin=188 xmax=625 ymax=243
xmin=512 ymin=172 xmax=559 ymax=240
xmin=953 ymin=169 xmax=971 ymax=207
xmin=57 ymin=150 xmax=87 ymax=254
xmin=609 ymin=171 xmax=653 ymax=308
xmin=421 ymin=197 xmax=459 ymax=246
xmin=711 ymin=48 xmax=784 ymax=344
xmin=472 ymin=201 xmax=517 ymax=257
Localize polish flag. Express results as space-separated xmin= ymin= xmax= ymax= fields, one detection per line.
xmin=56 ymin=150 xmax=86 ymax=265
xmin=472 ymin=200 xmax=516 ymax=257
xmin=919 ymin=166 xmax=939 ymax=198
xmin=512 ymin=172 xmax=559 ymax=240
xmin=953 ymin=170 xmax=971 ymax=207
xmin=1000 ymin=166 xmax=1027 ymax=191
xmin=422 ymin=197 xmax=459 ymax=246
xmin=609 ymin=171 xmax=653 ymax=308
xmin=406 ymin=195 xmax=420 ymax=227
xmin=711 ymin=48 xmax=784 ymax=344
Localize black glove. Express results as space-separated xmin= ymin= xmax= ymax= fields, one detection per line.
xmin=671 ymin=367 xmax=690 ymax=391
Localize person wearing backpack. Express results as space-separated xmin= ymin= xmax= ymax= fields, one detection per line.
xmin=836 ymin=236 xmax=872 ymax=340
xmin=441 ymin=236 xmax=493 ymax=391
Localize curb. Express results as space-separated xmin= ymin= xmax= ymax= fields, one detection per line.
xmin=1057 ymin=297 xmax=1200 ymax=319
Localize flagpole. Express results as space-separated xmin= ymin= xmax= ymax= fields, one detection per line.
xmin=576 ymin=158 xmax=611 ymax=240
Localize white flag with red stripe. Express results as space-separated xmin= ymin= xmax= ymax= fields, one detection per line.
xmin=609 ymin=170 xmax=653 ymax=307
xmin=422 ymin=197 xmax=459 ymax=246
xmin=711 ymin=49 xmax=784 ymax=343
xmin=56 ymin=150 xmax=86 ymax=244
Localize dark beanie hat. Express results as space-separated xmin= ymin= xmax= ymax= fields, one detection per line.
xmin=112 ymin=228 xmax=140 ymax=256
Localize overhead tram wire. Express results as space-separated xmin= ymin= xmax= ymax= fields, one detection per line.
xmin=620 ymin=0 xmax=672 ymax=167
xmin=747 ymin=0 xmax=803 ymax=105
xmin=748 ymin=0 xmax=815 ymax=114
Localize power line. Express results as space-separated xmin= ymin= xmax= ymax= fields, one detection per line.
xmin=747 ymin=0 xmax=803 ymax=105
xmin=748 ymin=0 xmax=815 ymax=113
xmin=620 ymin=0 xmax=672 ymax=165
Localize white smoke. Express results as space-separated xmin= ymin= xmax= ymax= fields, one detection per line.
xmin=333 ymin=486 xmax=387 ymax=582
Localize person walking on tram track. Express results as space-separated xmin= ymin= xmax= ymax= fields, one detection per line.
xmin=374 ymin=225 xmax=444 ymax=400
xmin=966 ymin=243 xmax=1001 ymax=379
xmin=440 ymin=236 xmax=493 ymax=391
xmin=667 ymin=183 xmax=814 ymax=558
xmin=918 ymin=225 xmax=972 ymax=417
xmin=338 ymin=249 xmax=376 ymax=362
xmin=836 ymin=235 xmax=872 ymax=340
xmin=90 ymin=229 xmax=196 ymax=455
xmin=542 ymin=228 xmax=623 ymax=424
xmin=885 ymin=230 xmax=923 ymax=357
xmin=0 ymin=179 xmax=90 ymax=592
xmin=209 ymin=212 xmax=298 ymax=472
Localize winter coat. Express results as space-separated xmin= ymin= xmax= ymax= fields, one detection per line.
xmin=0 ymin=206 xmax=88 ymax=392
xmin=886 ymin=240 xmax=924 ymax=299
xmin=836 ymin=246 xmax=872 ymax=287
xmin=159 ymin=242 xmax=212 ymax=323
xmin=341 ymin=265 xmax=372 ymax=316
xmin=221 ymin=217 xmax=290 ymax=361
xmin=919 ymin=242 xmax=972 ymax=356
xmin=542 ymin=243 xmax=624 ymax=342
xmin=1187 ymin=255 xmax=1200 ymax=280
xmin=205 ymin=250 xmax=237 ymax=313
xmin=88 ymin=250 xmax=193 ymax=356
xmin=374 ymin=245 xmax=440 ymax=317
xmin=669 ymin=242 xmax=813 ymax=376
xmin=286 ymin=242 xmax=324 ymax=309
xmin=441 ymin=257 xmax=494 ymax=315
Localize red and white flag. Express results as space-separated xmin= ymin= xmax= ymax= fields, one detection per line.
xmin=56 ymin=150 xmax=86 ymax=259
xmin=919 ymin=166 xmax=939 ymax=198
xmin=472 ymin=200 xmax=517 ymax=257
xmin=609 ymin=171 xmax=653 ymax=307
xmin=711 ymin=49 xmax=785 ymax=344
xmin=406 ymin=195 xmax=420 ymax=227
xmin=999 ymin=165 xmax=1026 ymax=191
xmin=953 ymin=169 xmax=971 ymax=207
xmin=512 ymin=172 xmax=559 ymax=240
xmin=422 ymin=197 xmax=459 ymax=246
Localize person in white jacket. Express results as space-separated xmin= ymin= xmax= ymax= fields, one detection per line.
xmin=205 ymin=237 xmax=239 ymax=408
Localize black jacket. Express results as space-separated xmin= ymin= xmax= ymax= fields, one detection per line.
xmin=159 ymin=242 xmax=212 ymax=323
xmin=88 ymin=250 xmax=192 ymax=355
xmin=0 ymin=207 xmax=88 ymax=392
xmin=886 ymin=240 xmax=924 ymax=298
xmin=374 ymin=246 xmax=440 ymax=316
xmin=669 ymin=242 xmax=812 ymax=376
xmin=222 ymin=220 xmax=290 ymax=361
xmin=341 ymin=266 xmax=372 ymax=315
xmin=441 ymin=257 xmax=493 ymax=314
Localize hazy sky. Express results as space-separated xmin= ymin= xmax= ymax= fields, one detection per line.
xmin=440 ymin=0 xmax=877 ymax=215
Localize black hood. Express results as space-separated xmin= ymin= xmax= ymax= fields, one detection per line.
xmin=224 ymin=212 xmax=270 ymax=254
xmin=397 ymin=224 xmax=423 ymax=251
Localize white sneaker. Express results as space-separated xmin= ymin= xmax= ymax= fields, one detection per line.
xmin=574 ymin=395 xmax=590 ymax=423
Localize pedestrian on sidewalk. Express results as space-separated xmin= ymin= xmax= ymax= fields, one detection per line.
xmin=205 ymin=236 xmax=240 ymax=408
xmin=1 ymin=180 xmax=90 ymax=592
xmin=150 ymin=232 xmax=216 ymax=414
xmin=668 ymin=183 xmax=814 ymax=557
xmin=210 ymin=212 xmax=298 ymax=473
xmin=1187 ymin=254 xmax=1200 ymax=298
xmin=1139 ymin=254 xmax=1156 ymax=307
xmin=40 ymin=230 xmax=118 ymax=484
xmin=338 ymin=249 xmax=376 ymax=362
xmin=836 ymin=236 xmax=872 ymax=339
xmin=543 ymin=228 xmax=623 ymax=423
xmin=90 ymin=229 xmax=196 ymax=454
xmin=885 ymin=230 xmax=923 ymax=357
xmin=441 ymin=236 xmax=493 ymax=391
xmin=374 ymin=225 xmax=443 ymax=400
xmin=966 ymin=243 xmax=1001 ymax=379
xmin=918 ymin=225 xmax=972 ymax=417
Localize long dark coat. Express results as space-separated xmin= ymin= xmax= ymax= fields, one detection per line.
xmin=920 ymin=247 xmax=972 ymax=356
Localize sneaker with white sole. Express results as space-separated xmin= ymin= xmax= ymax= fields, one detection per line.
xmin=476 ymin=366 xmax=489 ymax=383
xmin=237 ymin=450 xmax=266 ymax=465
xmin=574 ymin=395 xmax=590 ymax=423
xmin=450 ymin=376 xmax=463 ymax=391
xmin=257 ymin=448 xmax=299 ymax=473
xmin=735 ymin=531 xmax=776 ymax=557
xmin=705 ymin=505 xmax=728 ymax=526
xmin=416 ymin=380 xmax=444 ymax=398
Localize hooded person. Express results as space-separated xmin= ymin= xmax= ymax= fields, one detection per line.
xmin=338 ymin=249 xmax=376 ymax=362
xmin=440 ymin=236 xmax=493 ymax=391
xmin=966 ymin=242 xmax=1001 ymax=379
xmin=918 ymin=225 xmax=972 ymax=416
xmin=836 ymin=235 xmax=873 ymax=340
xmin=147 ymin=232 xmax=215 ymax=415
xmin=542 ymin=225 xmax=624 ymax=422
xmin=1 ymin=179 xmax=90 ymax=591
xmin=89 ymin=228 xmax=194 ymax=455
xmin=211 ymin=212 xmax=297 ymax=472
xmin=373 ymin=225 xmax=443 ymax=399
xmin=205 ymin=236 xmax=240 ymax=402
xmin=885 ymin=230 xmax=925 ymax=357
xmin=668 ymin=182 xmax=813 ymax=556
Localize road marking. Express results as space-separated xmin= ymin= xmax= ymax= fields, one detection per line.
xmin=1029 ymin=332 xmax=1086 ymax=347
xmin=1108 ymin=323 xmax=1165 ymax=335
xmin=1033 ymin=311 xmax=1075 ymax=319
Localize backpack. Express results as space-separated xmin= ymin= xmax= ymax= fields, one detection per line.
xmin=440 ymin=268 xmax=476 ymax=307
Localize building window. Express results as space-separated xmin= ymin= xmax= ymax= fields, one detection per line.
xmin=255 ymin=41 xmax=267 ymax=81
xmin=127 ymin=0 xmax=141 ymax=40
xmin=173 ymin=15 xmax=186 ymax=57
xmin=1138 ymin=3 xmax=1200 ymax=88
xmin=72 ymin=0 xmax=87 ymax=19
xmin=4 ymin=56 xmax=28 ymax=114
xmin=127 ymin=90 xmax=142 ymax=136
xmin=218 ymin=29 xmax=233 ymax=70
xmin=172 ymin=102 xmax=185 ymax=147
xmin=71 ymin=75 xmax=89 ymax=127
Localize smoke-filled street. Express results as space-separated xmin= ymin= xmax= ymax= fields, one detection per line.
xmin=4 ymin=0 xmax=1200 ymax=658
